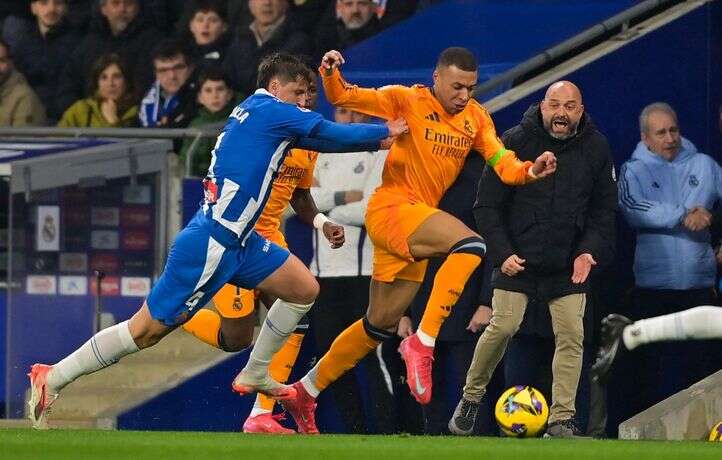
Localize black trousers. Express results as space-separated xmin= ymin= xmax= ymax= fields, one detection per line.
xmin=311 ymin=276 xmax=397 ymax=434
xmin=606 ymin=287 xmax=722 ymax=435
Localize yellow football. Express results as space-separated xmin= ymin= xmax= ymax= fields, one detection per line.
xmin=494 ymin=385 xmax=549 ymax=438
xmin=709 ymin=421 xmax=722 ymax=441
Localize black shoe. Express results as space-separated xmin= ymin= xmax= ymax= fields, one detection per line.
xmin=591 ymin=314 xmax=633 ymax=384
xmin=543 ymin=419 xmax=588 ymax=438
xmin=448 ymin=397 xmax=480 ymax=435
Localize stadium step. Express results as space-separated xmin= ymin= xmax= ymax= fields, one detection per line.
xmin=618 ymin=369 xmax=722 ymax=440
xmin=30 ymin=328 xmax=234 ymax=429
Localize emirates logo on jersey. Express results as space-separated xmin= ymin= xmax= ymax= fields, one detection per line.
xmin=276 ymin=165 xmax=306 ymax=184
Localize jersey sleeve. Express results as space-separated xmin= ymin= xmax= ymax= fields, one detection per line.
xmin=276 ymin=102 xmax=325 ymax=138
xmin=298 ymin=151 xmax=319 ymax=189
xmin=473 ymin=107 xmax=534 ymax=185
xmin=320 ymin=67 xmax=405 ymax=120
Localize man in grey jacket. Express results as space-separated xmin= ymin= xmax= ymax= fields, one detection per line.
xmin=612 ymin=102 xmax=722 ymax=420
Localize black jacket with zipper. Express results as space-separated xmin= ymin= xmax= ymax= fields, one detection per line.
xmin=473 ymin=103 xmax=617 ymax=300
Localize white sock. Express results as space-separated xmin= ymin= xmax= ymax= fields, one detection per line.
xmin=249 ymin=406 xmax=272 ymax=418
xmin=417 ymin=329 xmax=436 ymax=347
xmin=47 ymin=321 xmax=139 ymax=392
xmin=300 ymin=374 xmax=320 ymax=398
xmin=622 ymin=306 xmax=722 ymax=350
xmin=243 ymin=299 xmax=313 ymax=377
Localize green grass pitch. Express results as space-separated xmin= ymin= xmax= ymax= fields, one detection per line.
xmin=1 ymin=429 xmax=718 ymax=460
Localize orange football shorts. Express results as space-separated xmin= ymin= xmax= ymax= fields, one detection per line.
xmin=365 ymin=191 xmax=439 ymax=283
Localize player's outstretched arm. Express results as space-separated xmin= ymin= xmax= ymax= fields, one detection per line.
xmin=290 ymin=188 xmax=345 ymax=249
xmin=475 ymin=109 xmax=553 ymax=185
xmin=297 ymin=118 xmax=407 ymax=153
xmin=320 ymin=50 xmax=403 ymax=120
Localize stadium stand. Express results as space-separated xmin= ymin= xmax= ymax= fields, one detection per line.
xmin=1 ymin=0 xmax=721 ymax=444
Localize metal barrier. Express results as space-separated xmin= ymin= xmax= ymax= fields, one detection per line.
xmin=0 ymin=124 xmax=224 ymax=178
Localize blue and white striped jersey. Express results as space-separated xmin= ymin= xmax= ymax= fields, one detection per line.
xmin=202 ymin=89 xmax=324 ymax=246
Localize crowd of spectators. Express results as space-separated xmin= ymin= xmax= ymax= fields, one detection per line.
xmin=0 ymin=0 xmax=426 ymax=129
xmin=3 ymin=1 xmax=721 ymax=439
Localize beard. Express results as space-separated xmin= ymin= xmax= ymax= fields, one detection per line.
xmin=544 ymin=116 xmax=579 ymax=140
xmin=344 ymin=14 xmax=369 ymax=30
xmin=110 ymin=19 xmax=130 ymax=34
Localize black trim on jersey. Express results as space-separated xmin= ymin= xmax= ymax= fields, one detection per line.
xmin=357 ymin=227 xmax=367 ymax=276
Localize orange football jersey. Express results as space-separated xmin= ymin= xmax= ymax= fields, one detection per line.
xmin=321 ymin=67 xmax=534 ymax=207
xmin=254 ymin=148 xmax=319 ymax=239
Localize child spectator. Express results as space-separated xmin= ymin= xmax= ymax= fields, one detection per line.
xmin=179 ymin=66 xmax=237 ymax=177
xmin=179 ymin=0 xmax=230 ymax=68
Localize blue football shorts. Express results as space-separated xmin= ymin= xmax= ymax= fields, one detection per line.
xmin=147 ymin=211 xmax=289 ymax=326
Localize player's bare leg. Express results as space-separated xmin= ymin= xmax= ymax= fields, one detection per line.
xmin=232 ymin=255 xmax=318 ymax=400
xmin=400 ymin=211 xmax=486 ymax=404
xmin=29 ymin=302 xmax=173 ymax=428
xmin=283 ymin=278 xmax=420 ymax=433
xmin=217 ymin=315 xmax=255 ymax=351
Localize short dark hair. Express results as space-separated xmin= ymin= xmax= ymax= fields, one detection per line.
xmin=151 ymin=38 xmax=193 ymax=64
xmin=184 ymin=0 xmax=227 ymax=20
xmin=196 ymin=65 xmax=232 ymax=92
xmin=99 ymin=0 xmax=136 ymax=6
xmin=296 ymin=54 xmax=316 ymax=84
xmin=256 ymin=52 xmax=310 ymax=89
xmin=436 ymin=47 xmax=477 ymax=72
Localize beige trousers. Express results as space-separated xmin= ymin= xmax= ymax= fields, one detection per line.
xmin=463 ymin=289 xmax=586 ymax=423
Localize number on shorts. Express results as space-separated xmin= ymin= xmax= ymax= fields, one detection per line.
xmin=185 ymin=291 xmax=205 ymax=310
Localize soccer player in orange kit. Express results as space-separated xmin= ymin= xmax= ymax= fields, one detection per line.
xmin=280 ymin=47 xmax=558 ymax=433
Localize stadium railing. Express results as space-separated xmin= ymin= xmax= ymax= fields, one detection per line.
xmin=0 ymin=125 xmax=223 ymax=178
xmin=473 ymin=0 xmax=684 ymax=102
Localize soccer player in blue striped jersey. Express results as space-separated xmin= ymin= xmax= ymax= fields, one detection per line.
xmin=27 ymin=53 xmax=408 ymax=428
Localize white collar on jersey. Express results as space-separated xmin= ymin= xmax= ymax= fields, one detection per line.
xmin=254 ymin=88 xmax=273 ymax=97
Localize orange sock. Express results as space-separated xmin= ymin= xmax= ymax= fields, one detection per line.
xmin=256 ymin=332 xmax=305 ymax=412
xmin=419 ymin=252 xmax=481 ymax=339
xmin=310 ymin=319 xmax=380 ymax=392
xmin=182 ymin=309 xmax=221 ymax=349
